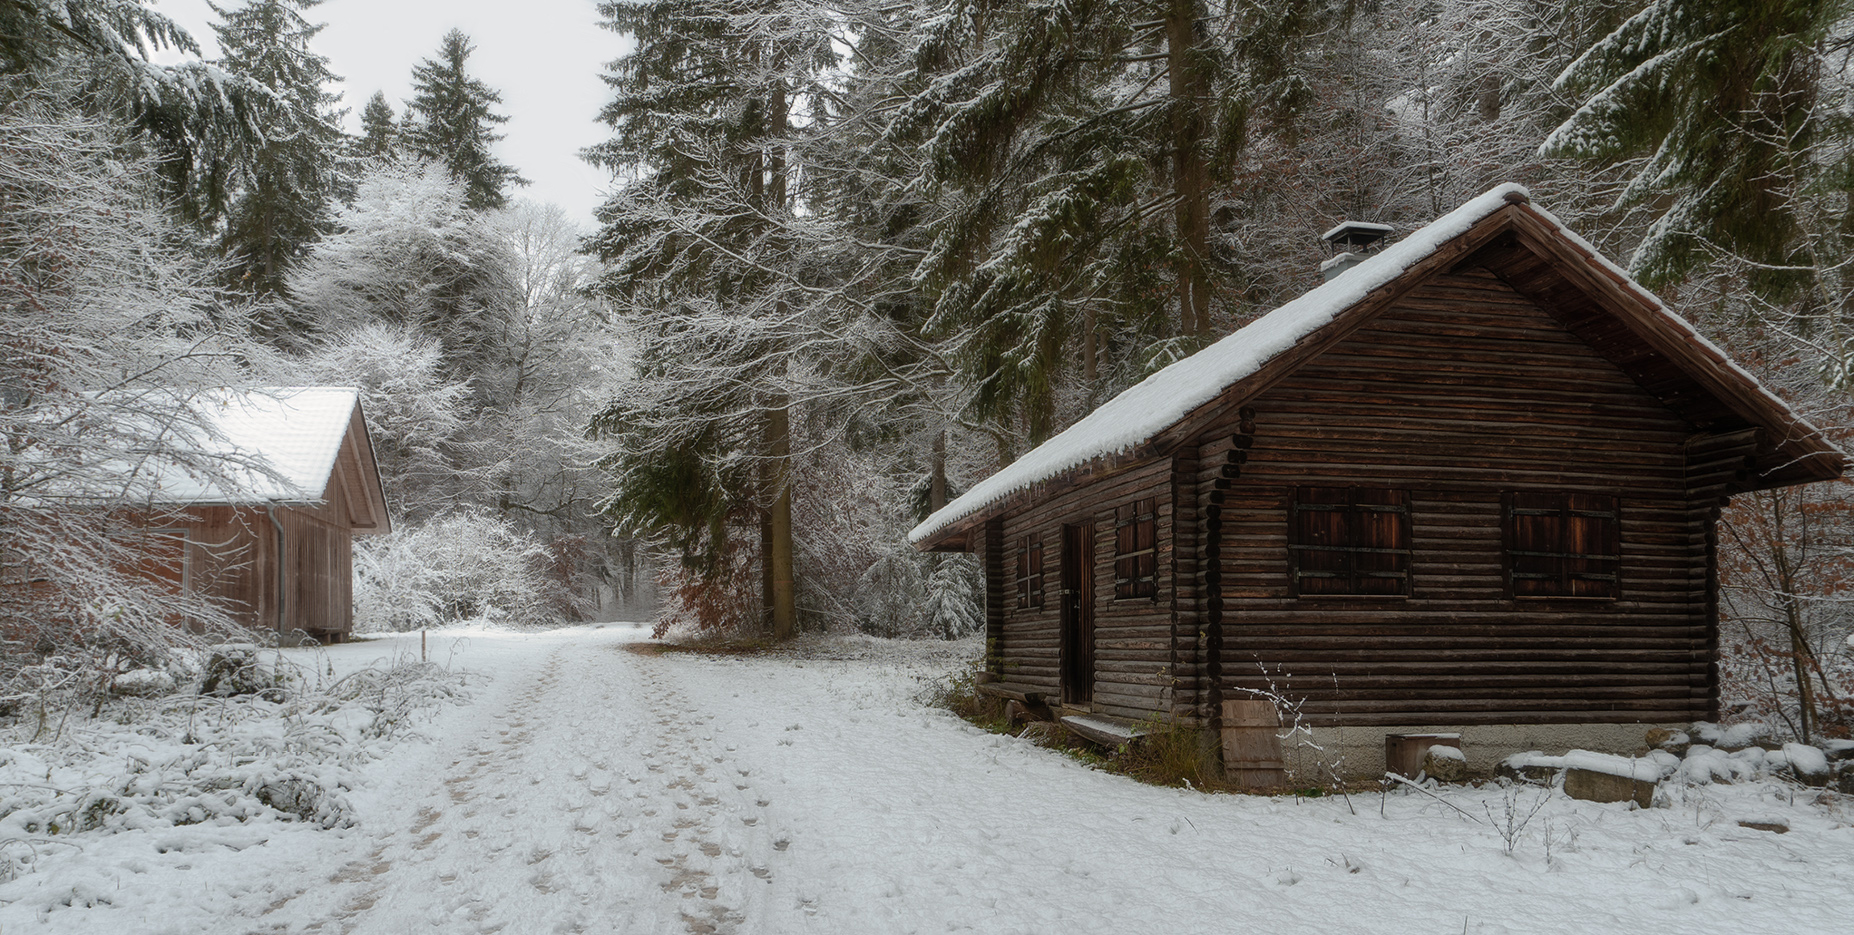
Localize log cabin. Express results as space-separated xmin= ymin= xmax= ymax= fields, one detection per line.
xmin=908 ymin=185 xmax=1846 ymax=780
xmin=140 ymin=387 xmax=391 ymax=644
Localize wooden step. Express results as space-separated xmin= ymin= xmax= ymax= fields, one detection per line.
xmin=1060 ymin=714 xmax=1148 ymax=748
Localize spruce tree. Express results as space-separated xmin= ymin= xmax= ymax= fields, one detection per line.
xmin=1544 ymin=0 xmax=1854 ymax=294
xmin=585 ymin=0 xmax=846 ymax=639
xmin=901 ymin=1 xmax=1327 ymax=447
xmin=0 ymin=0 xmax=268 ymax=226
xmin=211 ymin=0 xmax=344 ymax=302
xmin=357 ymin=91 xmax=399 ymax=160
xmin=404 ymin=29 xmax=526 ymax=211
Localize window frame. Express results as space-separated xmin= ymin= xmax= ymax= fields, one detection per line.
xmin=1113 ymin=498 xmax=1158 ymax=601
xmin=1288 ymin=486 xmax=1412 ymax=598
xmin=1504 ymin=491 xmax=1620 ymax=600
xmin=1014 ymin=534 xmax=1045 ymax=610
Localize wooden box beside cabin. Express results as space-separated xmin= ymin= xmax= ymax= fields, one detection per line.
xmin=912 ymin=187 xmax=1845 ymax=778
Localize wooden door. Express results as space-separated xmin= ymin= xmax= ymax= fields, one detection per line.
xmin=1059 ymin=523 xmax=1095 ymax=706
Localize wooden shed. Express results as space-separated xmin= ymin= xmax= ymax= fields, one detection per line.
xmin=909 ymin=186 xmax=1845 ymax=778
xmin=143 ymin=387 xmax=391 ymax=644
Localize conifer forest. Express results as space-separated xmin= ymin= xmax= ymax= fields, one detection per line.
xmin=4 ymin=2 xmax=1854 ymax=929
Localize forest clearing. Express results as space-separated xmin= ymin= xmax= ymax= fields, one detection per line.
xmin=2 ymin=625 xmax=1850 ymax=935
xmin=7 ymin=1 xmax=1854 ymax=932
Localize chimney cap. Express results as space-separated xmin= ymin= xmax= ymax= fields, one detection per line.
xmin=1321 ymin=220 xmax=1394 ymax=250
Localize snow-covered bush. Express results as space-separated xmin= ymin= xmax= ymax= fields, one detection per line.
xmin=0 ymin=649 xmax=468 ymax=884
xmin=854 ymin=551 xmax=984 ymax=640
xmin=853 ymin=551 xmax=927 ymax=637
xmin=353 ymin=512 xmax=564 ymax=630
xmin=281 ymin=322 xmax=478 ymax=519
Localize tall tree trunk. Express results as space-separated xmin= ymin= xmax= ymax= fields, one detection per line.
xmin=1166 ymin=1 xmax=1212 ymax=337
xmin=930 ymin=429 xmax=948 ymax=513
xmin=762 ymin=71 xmax=797 ymax=641
xmin=765 ymin=401 xmax=796 ymax=640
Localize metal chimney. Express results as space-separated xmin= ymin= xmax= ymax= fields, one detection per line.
xmin=1319 ymin=220 xmax=1394 ymax=282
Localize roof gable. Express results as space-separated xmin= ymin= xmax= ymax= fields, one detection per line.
xmin=911 ymin=184 xmax=1843 ymax=548
xmin=153 ymin=387 xmax=393 ymax=531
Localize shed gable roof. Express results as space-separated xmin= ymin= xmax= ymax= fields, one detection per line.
xmin=910 ymin=184 xmax=1844 ymax=548
xmin=155 ymin=387 xmax=392 ymax=532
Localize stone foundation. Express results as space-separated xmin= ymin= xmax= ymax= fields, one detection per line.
xmin=1269 ymin=723 xmax=1677 ymax=783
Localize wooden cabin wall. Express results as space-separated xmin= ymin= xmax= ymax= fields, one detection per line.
xmin=186 ymin=506 xmax=269 ymax=632
xmin=998 ymin=459 xmax=1175 ymax=721
xmin=279 ymin=475 xmax=357 ymax=637
xmin=1196 ymin=268 xmax=1712 ymax=727
xmin=181 ymin=481 xmax=359 ymax=640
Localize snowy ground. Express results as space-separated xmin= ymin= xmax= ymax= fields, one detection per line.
xmin=3 ymin=623 xmax=1852 ymax=934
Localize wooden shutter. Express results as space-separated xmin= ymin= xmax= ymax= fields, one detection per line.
xmin=1026 ymin=535 xmax=1044 ymax=607
xmin=1113 ymin=499 xmax=1157 ymax=600
xmin=1291 ymin=487 xmax=1409 ymax=596
xmin=1507 ymin=492 xmax=1618 ymax=598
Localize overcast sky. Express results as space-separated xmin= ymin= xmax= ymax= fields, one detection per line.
xmin=153 ymin=0 xmax=630 ymax=228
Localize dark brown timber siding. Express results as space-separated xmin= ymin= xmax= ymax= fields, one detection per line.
xmin=1202 ymin=268 xmax=1712 ymax=726
xmin=999 ymin=459 xmax=1173 ymax=720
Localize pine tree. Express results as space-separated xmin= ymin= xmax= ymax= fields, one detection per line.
xmin=0 ymin=0 xmax=268 ymax=225
xmin=211 ymin=0 xmax=344 ymax=303
xmin=586 ymin=0 xmax=849 ymax=639
xmin=1543 ymin=0 xmax=1854 ymax=294
xmin=358 ymin=91 xmax=399 ymax=160
xmin=404 ymin=29 xmax=526 ymax=211
xmin=899 ymin=1 xmax=1330 ymax=448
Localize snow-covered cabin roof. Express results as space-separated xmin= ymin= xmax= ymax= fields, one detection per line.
xmin=909 ymin=183 xmax=1843 ymax=547
xmin=149 ymin=387 xmax=390 ymax=530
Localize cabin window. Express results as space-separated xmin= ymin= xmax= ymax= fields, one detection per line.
xmin=1114 ymin=498 xmax=1158 ymax=600
xmin=1289 ymin=487 xmax=1410 ymax=596
xmin=1015 ymin=534 xmax=1044 ymax=609
xmin=1506 ymin=492 xmax=1619 ymax=599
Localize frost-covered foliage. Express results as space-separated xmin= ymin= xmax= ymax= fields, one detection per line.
xmin=281 ymin=322 xmax=477 ymax=518
xmin=0 ymin=0 xmax=269 ymax=223
xmin=287 ymin=158 xmax=516 ymax=366
xmin=0 ymin=649 xmax=467 ymax=885
xmin=471 ymin=204 xmax=630 ymax=590
xmin=0 ymin=91 xmax=261 ymax=688
xmin=353 ymin=513 xmax=566 ymax=631
xmin=288 ymin=165 xmax=642 ymax=618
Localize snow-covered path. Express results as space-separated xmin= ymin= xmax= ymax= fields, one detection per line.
xmin=6 ymin=623 xmax=1852 ymax=934
xmin=247 ymin=627 xmax=784 ymax=934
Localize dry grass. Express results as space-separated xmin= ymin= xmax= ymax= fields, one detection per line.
xmin=1115 ymin=720 xmax=1235 ymax=791
xmin=921 ymin=660 xmax=1012 ymax=732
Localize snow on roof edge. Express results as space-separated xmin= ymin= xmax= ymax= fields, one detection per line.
xmin=908 ymin=183 xmax=1531 ymax=546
